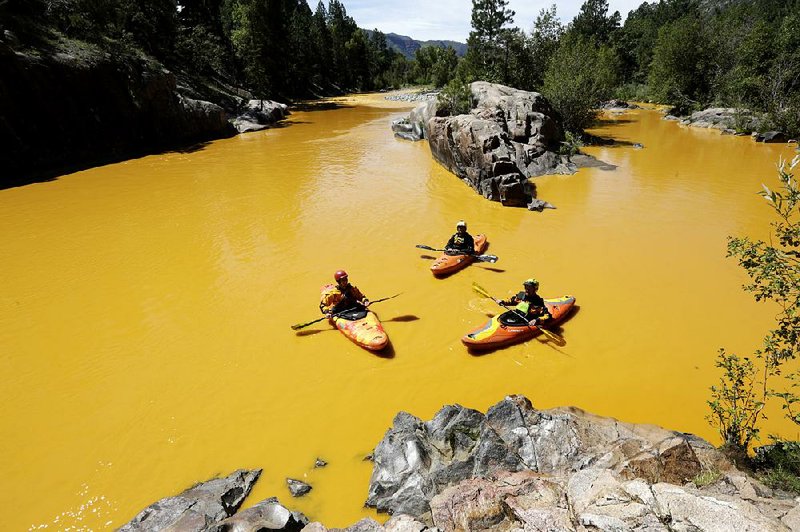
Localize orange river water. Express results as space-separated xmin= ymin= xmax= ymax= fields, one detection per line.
xmin=1 ymin=92 xmax=799 ymax=530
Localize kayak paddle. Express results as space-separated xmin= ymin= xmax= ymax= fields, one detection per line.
xmin=291 ymin=293 xmax=402 ymax=331
xmin=471 ymin=282 xmax=563 ymax=343
xmin=415 ymin=244 xmax=499 ymax=263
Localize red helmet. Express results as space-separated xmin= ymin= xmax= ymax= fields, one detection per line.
xmin=334 ymin=270 xmax=348 ymax=281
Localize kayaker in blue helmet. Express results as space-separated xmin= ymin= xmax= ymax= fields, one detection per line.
xmin=444 ymin=220 xmax=475 ymax=255
xmin=500 ymin=278 xmax=551 ymax=324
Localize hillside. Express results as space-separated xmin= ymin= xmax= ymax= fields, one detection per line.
xmin=374 ymin=31 xmax=467 ymax=58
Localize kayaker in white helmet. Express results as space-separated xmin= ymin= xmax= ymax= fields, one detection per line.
xmin=444 ymin=220 xmax=475 ymax=255
xmin=500 ymin=278 xmax=551 ymax=324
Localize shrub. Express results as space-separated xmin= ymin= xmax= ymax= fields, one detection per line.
xmin=438 ymin=78 xmax=472 ymax=116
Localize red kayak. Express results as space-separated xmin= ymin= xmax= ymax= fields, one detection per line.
xmin=430 ymin=234 xmax=488 ymax=277
xmin=462 ymin=295 xmax=576 ymax=350
xmin=320 ymin=284 xmax=389 ymax=351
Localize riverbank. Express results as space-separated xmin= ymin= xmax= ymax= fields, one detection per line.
xmin=118 ymin=396 xmax=800 ymax=531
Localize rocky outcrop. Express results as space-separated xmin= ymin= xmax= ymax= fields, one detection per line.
xmin=0 ymin=36 xmax=292 ymax=187
xmin=426 ymin=468 xmax=798 ymax=531
xmin=392 ymin=82 xmax=575 ymax=210
xmin=119 ymin=469 xmax=262 ymax=531
xmin=601 ymin=99 xmax=641 ymax=110
xmin=363 ymin=394 xmax=800 ymax=530
xmin=0 ymin=40 xmax=244 ymax=186
xmin=232 ymin=100 xmax=290 ymax=133
xmin=677 ymin=108 xmax=745 ymax=130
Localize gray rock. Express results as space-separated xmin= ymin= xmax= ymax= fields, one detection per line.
xmin=365 ymin=396 xmax=735 ymax=519
xmin=601 ymin=99 xmax=641 ymax=110
xmin=232 ymin=99 xmax=289 ymax=133
xmin=314 ymin=458 xmax=328 ymax=468
xmin=756 ymin=131 xmax=788 ymax=143
xmin=287 ymin=478 xmax=312 ymax=497
xmin=424 ymin=467 xmax=798 ymax=531
xmin=118 ymin=469 xmax=261 ymax=531
xmin=393 ymin=82 xmax=573 ymax=208
xmin=208 ymin=497 xmax=308 ymax=532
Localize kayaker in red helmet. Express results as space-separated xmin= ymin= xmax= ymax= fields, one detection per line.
xmin=444 ymin=220 xmax=475 ymax=255
xmin=320 ymin=270 xmax=371 ymax=319
xmin=500 ymin=278 xmax=551 ymax=324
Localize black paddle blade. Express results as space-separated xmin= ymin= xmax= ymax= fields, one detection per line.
xmin=476 ymin=255 xmax=498 ymax=263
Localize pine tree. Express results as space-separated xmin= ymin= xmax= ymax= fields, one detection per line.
xmin=463 ymin=0 xmax=515 ymax=82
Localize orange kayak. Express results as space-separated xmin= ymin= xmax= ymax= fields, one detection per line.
xmin=430 ymin=234 xmax=488 ymax=277
xmin=330 ymin=307 xmax=389 ymax=351
xmin=461 ymin=295 xmax=576 ymax=350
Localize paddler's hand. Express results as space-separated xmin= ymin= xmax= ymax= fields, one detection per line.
xmin=325 ymin=312 xmax=333 ymax=319
xmin=362 ymin=298 xmax=371 ymax=307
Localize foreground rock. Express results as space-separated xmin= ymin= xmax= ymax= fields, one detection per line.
xmin=392 ymin=82 xmax=576 ymax=210
xmin=363 ymin=395 xmax=800 ymax=530
xmin=119 ymin=469 xmax=262 ymax=531
xmin=209 ymin=497 xmax=308 ymax=532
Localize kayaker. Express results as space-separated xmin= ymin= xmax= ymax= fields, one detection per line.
xmin=320 ymin=270 xmax=371 ymax=318
xmin=444 ymin=220 xmax=475 ymax=255
xmin=500 ymin=279 xmax=552 ymax=324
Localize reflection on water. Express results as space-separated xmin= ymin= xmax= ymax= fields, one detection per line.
xmin=0 ymin=93 xmax=798 ymax=529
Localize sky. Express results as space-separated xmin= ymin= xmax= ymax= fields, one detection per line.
xmin=307 ymin=0 xmax=647 ymax=42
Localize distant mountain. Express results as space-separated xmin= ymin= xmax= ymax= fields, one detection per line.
xmin=365 ymin=30 xmax=467 ymax=59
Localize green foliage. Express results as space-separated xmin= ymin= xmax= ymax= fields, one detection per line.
xmin=692 ymin=469 xmax=722 ymax=488
xmin=707 ymin=350 xmax=766 ymax=450
xmin=558 ymin=130 xmax=583 ymax=159
xmin=525 ymin=5 xmax=563 ymax=90
xmin=709 ymin=153 xmax=800 ymax=454
xmin=567 ymin=0 xmax=620 ymax=45
xmin=613 ymin=82 xmax=649 ymax=102
xmin=413 ymin=45 xmax=458 ymax=88
xmin=438 ymin=78 xmax=472 ymax=116
xmin=462 ymin=0 xmax=515 ymax=83
xmin=647 ymin=15 xmax=710 ymax=110
xmin=754 ymin=440 xmax=800 ymax=493
xmin=542 ymin=33 xmax=619 ymax=133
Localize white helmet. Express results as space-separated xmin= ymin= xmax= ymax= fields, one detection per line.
xmin=456 ymin=220 xmax=467 ymax=229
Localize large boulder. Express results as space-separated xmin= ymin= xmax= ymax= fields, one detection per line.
xmin=118 ymin=469 xmax=261 ymax=531
xmin=396 ymin=82 xmax=575 ymax=209
xmin=365 ymin=395 xmax=732 ymax=518
xmin=232 ymin=100 xmax=290 ymax=133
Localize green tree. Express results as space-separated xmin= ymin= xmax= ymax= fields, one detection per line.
xmin=438 ymin=77 xmax=472 ymax=116
xmin=542 ymin=33 xmax=619 ymax=133
xmin=648 ymin=15 xmax=711 ymax=113
xmin=310 ymin=1 xmax=333 ymax=90
xmin=568 ymin=0 xmax=620 ymax=44
xmin=709 ymin=153 xmax=800 ymax=453
xmin=463 ymin=0 xmax=515 ymax=82
xmin=526 ymin=5 xmax=563 ymax=90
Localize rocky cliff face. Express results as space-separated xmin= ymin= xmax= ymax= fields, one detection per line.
xmin=0 ymin=41 xmax=239 ymax=186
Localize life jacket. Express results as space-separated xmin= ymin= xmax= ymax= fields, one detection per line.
xmin=319 ymin=283 xmax=364 ymax=313
xmin=515 ymin=300 xmax=531 ymax=314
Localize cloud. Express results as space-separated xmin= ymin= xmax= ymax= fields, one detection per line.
xmin=308 ymin=0 xmax=651 ymax=42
